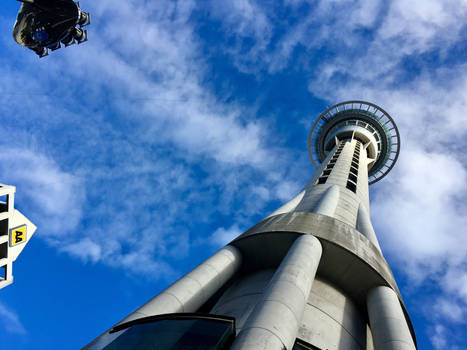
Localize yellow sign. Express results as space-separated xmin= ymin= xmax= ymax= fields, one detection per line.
xmin=9 ymin=225 xmax=27 ymax=247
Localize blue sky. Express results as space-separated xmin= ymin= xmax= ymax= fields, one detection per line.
xmin=1 ymin=0 xmax=466 ymax=349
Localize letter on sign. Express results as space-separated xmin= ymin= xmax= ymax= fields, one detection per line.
xmin=9 ymin=225 xmax=27 ymax=247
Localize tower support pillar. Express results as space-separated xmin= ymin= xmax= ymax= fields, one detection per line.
xmin=313 ymin=184 xmax=340 ymax=217
xmin=231 ymin=234 xmax=322 ymax=350
xmin=118 ymin=245 xmax=242 ymax=324
xmin=367 ymin=286 xmax=416 ymax=350
xmin=357 ymin=203 xmax=381 ymax=251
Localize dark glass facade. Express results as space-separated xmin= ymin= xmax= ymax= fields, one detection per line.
xmin=85 ymin=314 xmax=235 ymax=350
xmin=84 ymin=312 xmax=322 ymax=350
xmin=293 ymin=339 xmax=321 ymax=350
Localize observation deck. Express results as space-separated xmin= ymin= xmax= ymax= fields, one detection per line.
xmin=308 ymin=101 xmax=400 ymax=184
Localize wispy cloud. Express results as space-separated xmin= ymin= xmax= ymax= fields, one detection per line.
xmin=430 ymin=325 xmax=448 ymax=350
xmin=207 ymin=0 xmax=273 ymax=74
xmin=0 ymin=147 xmax=84 ymax=237
xmin=0 ymin=302 xmax=26 ymax=335
xmin=0 ymin=0 xmax=299 ymax=282
xmin=208 ymin=224 xmax=242 ymax=247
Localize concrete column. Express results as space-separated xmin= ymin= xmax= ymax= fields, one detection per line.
xmin=367 ymin=286 xmax=416 ymax=350
xmin=356 ymin=203 xmax=381 ymax=251
xmin=266 ymin=190 xmax=306 ymax=219
xmin=7 ymin=193 xmax=14 ymax=213
xmin=231 ymin=235 xmax=322 ymax=350
xmin=313 ymin=185 xmax=340 ymax=217
xmin=118 ymin=245 xmax=242 ymax=324
xmin=6 ymin=262 xmax=12 ymax=280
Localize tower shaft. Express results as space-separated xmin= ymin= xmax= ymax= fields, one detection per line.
xmin=211 ymin=135 xmax=414 ymax=349
xmin=84 ymin=102 xmax=416 ymax=350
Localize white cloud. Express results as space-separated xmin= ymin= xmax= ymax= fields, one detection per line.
xmin=435 ymin=297 xmax=466 ymax=324
xmin=0 ymin=302 xmax=26 ymax=335
xmin=275 ymin=180 xmax=301 ymax=202
xmin=208 ymin=0 xmax=466 ymax=81
xmin=0 ymin=0 xmax=301 ymax=282
xmin=207 ymin=0 xmax=388 ymax=74
xmin=62 ymin=238 xmax=101 ymax=263
xmin=208 ymin=0 xmax=272 ymax=73
xmin=443 ymin=268 xmax=467 ymax=304
xmin=66 ymin=0 xmax=280 ymax=172
xmin=307 ymin=1 xmax=467 ymax=97
xmin=379 ymin=0 xmax=465 ymax=51
xmin=209 ymin=224 xmax=242 ymax=247
xmin=430 ymin=325 xmax=448 ymax=350
xmin=0 ymin=147 xmax=84 ymax=237
xmin=373 ymin=148 xmax=467 ymax=271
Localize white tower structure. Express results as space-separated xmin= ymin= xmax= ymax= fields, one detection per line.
xmin=0 ymin=184 xmax=37 ymax=289
xmin=85 ymin=101 xmax=416 ymax=350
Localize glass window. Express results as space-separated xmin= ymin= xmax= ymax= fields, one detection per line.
xmin=346 ymin=182 xmax=357 ymax=193
xmin=357 ymin=121 xmax=366 ymax=127
xmin=317 ymin=177 xmax=327 ymax=184
xmin=1 ymin=265 xmax=6 ymax=280
xmin=85 ymin=314 xmax=235 ymax=350
xmin=293 ymin=338 xmax=321 ymax=349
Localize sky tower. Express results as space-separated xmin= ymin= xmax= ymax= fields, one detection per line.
xmin=85 ymin=101 xmax=417 ymax=350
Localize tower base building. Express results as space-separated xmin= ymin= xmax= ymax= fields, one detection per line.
xmin=84 ymin=101 xmax=416 ymax=350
